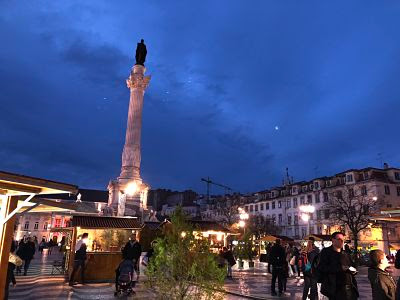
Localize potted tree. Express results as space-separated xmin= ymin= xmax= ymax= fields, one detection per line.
xmin=234 ymin=240 xmax=245 ymax=269
xmin=234 ymin=232 xmax=255 ymax=268
xmin=243 ymin=233 xmax=256 ymax=268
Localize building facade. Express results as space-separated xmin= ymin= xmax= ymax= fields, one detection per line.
xmin=242 ymin=166 xmax=400 ymax=252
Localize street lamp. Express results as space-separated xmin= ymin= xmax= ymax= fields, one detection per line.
xmin=300 ymin=205 xmax=315 ymax=236
xmin=238 ymin=208 xmax=249 ymax=235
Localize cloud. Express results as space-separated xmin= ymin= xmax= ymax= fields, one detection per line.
xmin=1 ymin=1 xmax=400 ymax=194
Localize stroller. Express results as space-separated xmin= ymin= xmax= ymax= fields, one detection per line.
xmin=114 ymin=259 xmax=136 ymax=297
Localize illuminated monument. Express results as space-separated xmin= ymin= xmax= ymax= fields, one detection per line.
xmin=108 ymin=39 xmax=150 ymax=217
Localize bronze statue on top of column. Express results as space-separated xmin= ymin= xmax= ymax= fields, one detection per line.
xmin=135 ymin=39 xmax=147 ymax=66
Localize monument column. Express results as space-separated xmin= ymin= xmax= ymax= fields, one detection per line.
xmin=120 ymin=65 xmax=150 ymax=180
xmin=108 ymin=40 xmax=150 ymax=218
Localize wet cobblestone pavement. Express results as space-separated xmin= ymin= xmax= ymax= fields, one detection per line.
xmin=9 ymin=254 xmax=391 ymax=299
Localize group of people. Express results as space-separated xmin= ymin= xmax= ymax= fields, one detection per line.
xmin=267 ymin=232 xmax=400 ymax=300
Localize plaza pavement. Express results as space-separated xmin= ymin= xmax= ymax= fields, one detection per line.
xmin=8 ymin=252 xmax=396 ymax=300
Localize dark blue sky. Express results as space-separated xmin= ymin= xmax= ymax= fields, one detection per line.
xmin=1 ymin=2 xmax=400 ymax=194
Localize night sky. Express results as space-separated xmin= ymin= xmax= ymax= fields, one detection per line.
xmin=1 ymin=2 xmax=400 ymax=194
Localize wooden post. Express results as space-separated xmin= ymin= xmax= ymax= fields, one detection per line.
xmin=0 ymin=196 xmax=18 ymax=300
xmin=68 ymin=227 xmax=77 ymax=279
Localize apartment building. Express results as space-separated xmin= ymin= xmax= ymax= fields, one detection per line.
xmin=243 ymin=165 xmax=400 ymax=251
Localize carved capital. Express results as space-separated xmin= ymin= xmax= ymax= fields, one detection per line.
xmin=126 ymin=74 xmax=151 ymax=90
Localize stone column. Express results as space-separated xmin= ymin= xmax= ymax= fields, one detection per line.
xmin=108 ymin=64 xmax=151 ymax=218
xmin=120 ymin=65 xmax=150 ymax=180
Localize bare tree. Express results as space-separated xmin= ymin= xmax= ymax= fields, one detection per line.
xmin=213 ymin=195 xmax=242 ymax=226
xmin=248 ymin=214 xmax=281 ymax=239
xmin=324 ymin=187 xmax=380 ymax=255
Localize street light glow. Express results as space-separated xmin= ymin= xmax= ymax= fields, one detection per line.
xmin=239 ymin=220 xmax=246 ymax=228
xmin=301 ymin=213 xmax=310 ymax=222
xmin=299 ymin=205 xmax=315 ymax=213
xmin=240 ymin=213 xmax=249 ymax=220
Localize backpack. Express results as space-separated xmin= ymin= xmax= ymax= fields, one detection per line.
xmin=311 ymin=253 xmax=323 ymax=283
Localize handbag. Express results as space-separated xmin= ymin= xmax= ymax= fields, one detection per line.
xmin=289 ymin=256 xmax=296 ymax=266
xmin=9 ymin=253 xmax=23 ymax=267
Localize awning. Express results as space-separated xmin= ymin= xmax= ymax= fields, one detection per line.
xmin=50 ymin=227 xmax=73 ymax=234
xmin=389 ymin=243 xmax=400 ymax=250
xmin=190 ymin=220 xmax=232 ymax=233
xmin=0 ymin=170 xmax=77 ymax=196
xmin=259 ymin=235 xmax=294 ymax=242
xmin=304 ymin=234 xmax=332 ymax=241
xmin=72 ymin=215 xmax=142 ymax=229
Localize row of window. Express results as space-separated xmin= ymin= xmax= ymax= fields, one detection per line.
xmin=251 ymin=185 xmax=400 ymax=212
xmin=261 ymin=173 xmax=400 ymax=200
xmin=23 ymin=219 xmax=69 ymax=230
xmin=263 ymin=209 xmax=331 ymax=226
xmin=246 ymin=192 xmax=330 ymax=212
xmin=24 ymin=221 xmax=48 ymax=230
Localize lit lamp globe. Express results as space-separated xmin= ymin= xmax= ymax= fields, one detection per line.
xmin=301 ymin=213 xmax=310 ymax=222
xmin=240 ymin=213 xmax=249 ymax=220
xmin=239 ymin=220 xmax=246 ymax=228
xmin=300 ymin=205 xmax=315 ymax=213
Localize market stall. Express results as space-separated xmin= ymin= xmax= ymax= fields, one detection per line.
xmin=258 ymin=235 xmax=294 ymax=261
xmin=68 ymin=215 xmax=142 ymax=282
xmin=303 ymin=234 xmax=332 ymax=249
xmin=161 ymin=219 xmax=234 ymax=253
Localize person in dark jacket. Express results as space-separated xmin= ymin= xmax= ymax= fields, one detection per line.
xmin=69 ymin=233 xmax=88 ymax=286
xmin=122 ymin=233 xmax=142 ymax=280
xmin=222 ymin=246 xmax=236 ymax=278
xmin=317 ymin=232 xmax=359 ymax=300
xmin=16 ymin=238 xmax=26 ymax=274
xmin=368 ymin=250 xmax=397 ymax=300
xmin=268 ymin=239 xmax=286 ymax=296
xmin=18 ymin=236 xmax=36 ymax=276
xmin=302 ymin=238 xmax=320 ymax=300
xmin=5 ymin=242 xmax=18 ymax=300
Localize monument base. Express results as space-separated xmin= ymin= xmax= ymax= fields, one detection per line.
xmin=107 ymin=177 xmax=149 ymax=218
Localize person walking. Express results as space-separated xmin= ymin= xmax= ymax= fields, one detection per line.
xmin=317 ymin=232 xmax=359 ymax=300
xmin=48 ymin=239 xmax=54 ymax=255
xmin=18 ymin=236 xmax=36 ymax=276
xmin=291 ymin=246 xmax=301 ymax=278
xmin=39 ymin=238 xmax=46 ymax=254
xmin=268 ymin=239 xmax=286 ymax=296
xmin=33 ymin=236 xmax=39 ymax=252
xmin=302 ymin=238 xmax=320 ymax=300
xmin=69 ymin=233 xmax=89 ymax=286
xmin=222 ymin=246 xmax=236 ymax=279
xmin=368 ymin=249 xmax=396 ymax=300
xmin=5 ymin=242 xmax=21 ymax=300
xmin=122 ymin=233 xmax=142 ymax=281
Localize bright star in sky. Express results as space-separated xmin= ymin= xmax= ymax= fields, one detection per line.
xmin=275 ymin=126 xmax=279 ymax=131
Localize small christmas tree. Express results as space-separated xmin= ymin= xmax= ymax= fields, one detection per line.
xmin=146 ymin=206 xmax=226 ymax=299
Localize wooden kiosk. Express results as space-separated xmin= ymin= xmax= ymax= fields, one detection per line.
xmin=68 ymin=215 xmax=142 ymax=282
xmin=0 ymin=170 xmax=77 ymax=300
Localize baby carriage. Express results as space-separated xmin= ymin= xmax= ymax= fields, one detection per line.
xmin=114 ymin=259 xmax=136 ymax=297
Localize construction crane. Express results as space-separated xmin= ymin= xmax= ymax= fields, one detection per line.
xmin=201 ymin=177 xmax=233 ymax=202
